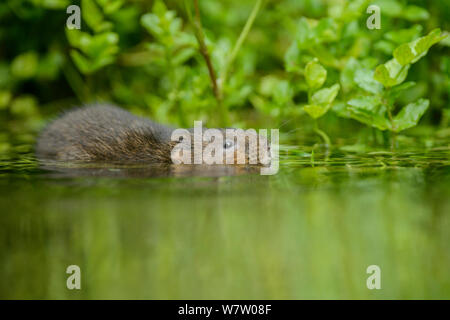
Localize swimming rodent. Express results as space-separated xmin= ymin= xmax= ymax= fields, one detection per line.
xmin=36 ymin=104 xmax=268 ymax=164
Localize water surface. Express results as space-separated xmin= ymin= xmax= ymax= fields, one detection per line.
xmin=0 ymin=139 xmax=449 ymax=299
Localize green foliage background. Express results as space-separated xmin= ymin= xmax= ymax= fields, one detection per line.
xmin=1 ymin=1 xmax=450 ymax=300
xmin=0 ymin=0 xmax=449 ymax=143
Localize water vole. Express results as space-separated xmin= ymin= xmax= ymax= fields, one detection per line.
xmin=36 ymin=104 xmax=269 ymax=164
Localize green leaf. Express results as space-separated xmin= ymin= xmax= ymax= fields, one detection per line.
xmin=10 ymin=95 xmax=38 ymax=116
xmin=350 ymin=110 xmax=391 ymax=131
xmin=67 ymin=29 xmax=119 ymax=74
xmin=373 ymin=0 xmax=402 ymax=17
xmin=332 ymin=101 xmax=352 ymax=119
xmin=374 ymin=40 xmax=396 ymax=55
xmin=340 ymin=58 xmax=360 ymax=92
xmin=37 ymin=50 xmax=64 ymax=80
xmin=152 ymin=0 xmax=168 ymax=16
xmin=314 ymin=18 xmax=339 ymax=43
xmin=39 ymin=0 xmax=70 ymax=9
xmin=341 ymin=0 xmax=370 ymax=21
xmin=303 ymin=104 xmax=328 ymax=119
xmin=310 ymin=45 xmax=341 ymax=69
xmin=374 ymin=58 xmax=410 ymax=87
xmin=172 ymin=47 xmax=196 ymax=66
xmin=296 ymin=18 xmax=314 ymax=49
xmin=384 ymin=25 xmax=423 ymax=44
xmin=347 ymin=96 xmax=391 ymax=130
xmin=394 ymin=29 xmax=447 ymax=66
xmin=304 ymin=84 xmax=340 ymax=119
xmin=82 ymin=0 xmax=112 ymax=32
xmin=296 ymin=17 xmax=338 ymax=49
xmin=374 ymin=29 xmax=445 ymax=88
xmin=387 ymin=81 xmax=416 ymax=101
xmin=284 ymin=41 xmax=301 ymax=73
xmin=0 ymin=90 xmax=11 ymax=109
xmin=393 ymin=98 xmax=429 ymax=132
xmin=305 ymin=59 xmax=327 ymax=89
xmin=441 ymin=32 xmax=450 ymax=47
xmin=67 ymin=28 xmax=118 ymax=56
xmin=0 ymin=64 xmax=10 ymax=89
xmin=403 ymin=5 xmax=430 ymax=21
xmin=96 ymin=0 xmax=124 ymax=14
xmin=141 ymin=13 xmax=163 ymax=37
xmin=347 ymin=96 xmax=382 ymax=110
xmin=311 ymin=84 xmax=340 ymax=105
xmin=70 ymin=50 xmax=93 ymax=74
xmin=273 ymin=80 xmax=294 ymax=105
xmin=354 ymin=69 xmax=383 ymax=94
xmin=11 ymin=52 xmax=38 ymax=79
xmin=66 ymin=28 xmax=85 ymax=48
xmin=259 ymin=76 xmax=280 ymax=97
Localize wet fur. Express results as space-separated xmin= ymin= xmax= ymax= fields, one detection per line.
xmin=36 ymin=104 xmax=177 ymax=162
xmin=36 ymin=104 xmax=267 ymax=165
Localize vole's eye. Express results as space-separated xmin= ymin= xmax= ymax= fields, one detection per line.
xmin=178 ymin=136 xmax=184 ymax=142
xmin=223 ymin=140 xmax=234 ymax=149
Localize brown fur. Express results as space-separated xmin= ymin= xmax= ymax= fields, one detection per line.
xmin=36 ymin=104 xmax=269 ymax=164
xmin=36 ymin=104 xmax=177 ymax=162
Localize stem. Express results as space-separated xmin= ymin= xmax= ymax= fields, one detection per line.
xmin=391 ymin=131 xmax=397 ymax=150
xmin=372 ymin=128 xmax=377 ymax=145
xmin=193 ymin=0 xmax=219 ymax=99
xmin=387 ymin=108 xmax=394 ymax=128
xmin=61 ymin=60 xmax=89 ymax=102
xmin=188 ymin=0 xmax=229 ymax=124
xmin=221 ymin=0 xmax=263 ymax=85
xmin=383 ymin=88 xmax=394 ymax=127
xmin=165 ymin=46 xmax=186 ymax=126
xmin=384 ymin=87 xmax=397 ymax=149
xmin=313 ymin=119 xmax=331 ymax=147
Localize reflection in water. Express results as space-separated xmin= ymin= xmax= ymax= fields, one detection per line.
xmin=0 ymin=142 xmax=449 ymax=299
xmin=38 ymin=161 xmax=262 ymax=178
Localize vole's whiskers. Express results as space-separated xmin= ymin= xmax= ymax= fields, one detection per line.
xmin=277 ymin=118 xmax=294 ymax=130
xmin=285 ymin=128 xmax=301 ymax=135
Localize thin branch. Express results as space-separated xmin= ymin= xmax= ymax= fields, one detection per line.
xmin=221 ymin=0 xmax=263 ymax=85
xmin=188 ymin=0 xmax=228 ymax=124
xmin=193 ymin=0 xmax=220 ymax=100
xmin=187 ymin=0 xmax=263 ymax=126
xmin=314 ymin=119 xmax=331 ymax=147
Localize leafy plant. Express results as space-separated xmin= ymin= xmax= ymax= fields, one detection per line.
xmin=343 ymin=29 xmax=446 ymax=134
xmin=303 ymin=59 xmax=340 ymax=145
xmin=0 ymin=0 xmax=448 ymax=148
xmin=66 ymin=0 xmax=121 ymax=74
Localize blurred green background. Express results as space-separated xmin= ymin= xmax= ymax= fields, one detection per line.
xmin=0 ymin=0 xmax=450 ymax=299
xmin=0 ymin=0 xmax=448 ymax=139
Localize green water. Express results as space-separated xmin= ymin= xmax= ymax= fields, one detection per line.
xmin=0 ymin=139 xmax=449 ymax=299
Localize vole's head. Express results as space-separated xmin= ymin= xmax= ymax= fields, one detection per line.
xmin=170 ymin=128 xmax=271 ymax=166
